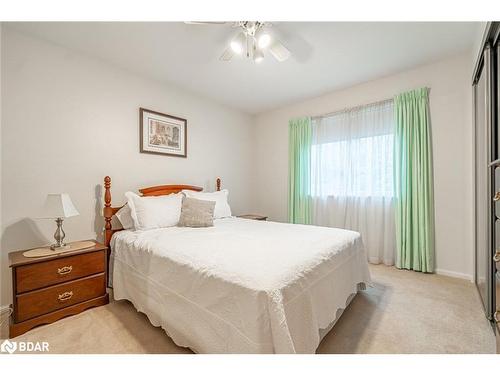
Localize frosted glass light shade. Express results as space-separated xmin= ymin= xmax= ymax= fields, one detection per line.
xmin=253 ymin=49 xmax=264 ymax=63
xmin=257 ymin=33 xmax=271 ymax=49
xmin=230 ymin=32 xmax=246 ymax=54
xmin=41 ymin=193 xmax=80 ymax=218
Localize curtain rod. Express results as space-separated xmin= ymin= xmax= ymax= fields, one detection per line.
xmin=311 ymin=97 xmax=393 ymax=120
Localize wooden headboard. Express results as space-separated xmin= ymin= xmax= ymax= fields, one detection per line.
xmin=102 ymin=176 xmax=221 ymax=247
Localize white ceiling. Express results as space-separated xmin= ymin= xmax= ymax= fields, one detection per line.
xmin=7 ymin=22 xmax=479 ymax=114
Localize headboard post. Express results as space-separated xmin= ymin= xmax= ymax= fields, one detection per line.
xmin=216 ymin=177 xmax=221 ymax=191
xmin=103 ymin=176 xmax=113 ymax=247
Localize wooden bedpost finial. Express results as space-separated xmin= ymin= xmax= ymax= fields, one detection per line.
xmin=216 ymin=177 xmax=221 ymax=191
xmin=103 ymin=176 xmax=112 ymax=247
xmin=104 ymin=176 xmax=111 ymax=208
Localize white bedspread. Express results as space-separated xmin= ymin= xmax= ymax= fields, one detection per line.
xmin=111 ymin=217 xmax=371 ymax=353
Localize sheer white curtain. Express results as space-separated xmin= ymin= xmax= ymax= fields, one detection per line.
xmin=311 ymin=100 xmax=395 ymax=265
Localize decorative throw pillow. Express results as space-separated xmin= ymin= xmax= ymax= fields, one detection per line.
xmin=115 ymin=204 xmax=135 ymax=230
xmin=125 ymin=191 xmax=182 ymax=230
xmin=182 ymin=189 xmax=232 ymax=219
xmin=178 ymin=197 xmax=215 ymax=228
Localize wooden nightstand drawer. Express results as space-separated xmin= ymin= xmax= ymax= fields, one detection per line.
xmin=15 ymin=273 xmax=106 ymax=322
xmin=16 ymin=250 xmax=105 ymax=293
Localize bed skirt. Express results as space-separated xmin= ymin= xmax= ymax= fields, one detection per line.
xmin=112 ymin=255 xmax=368 ymax=354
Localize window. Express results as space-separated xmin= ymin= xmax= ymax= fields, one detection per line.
xmin=310 ymin=101 xmax=394 ymax=198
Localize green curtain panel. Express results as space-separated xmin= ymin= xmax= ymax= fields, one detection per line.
xmin=394 ymin=87 xmax=435 ymax=273
xmin=288 ymin=117 xmax=312 ymax=224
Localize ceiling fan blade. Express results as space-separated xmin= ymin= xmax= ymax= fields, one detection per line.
xmin=269 ymin=40 xmax=291 ymax=62
xmin=220 ymin=47 xmax=235 ymax=61
xmin=184 ymin=21 xmax=228 ymax=25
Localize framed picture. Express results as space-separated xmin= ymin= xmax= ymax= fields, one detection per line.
xmin=140 ymin=107 xmax=187 ymax=157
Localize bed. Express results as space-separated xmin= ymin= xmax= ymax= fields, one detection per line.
xmin=103 ymin=176 xmax=371 ymax=354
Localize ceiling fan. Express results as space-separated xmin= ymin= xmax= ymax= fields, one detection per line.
xmin=185 ymin=21 xmax=291 ymax=63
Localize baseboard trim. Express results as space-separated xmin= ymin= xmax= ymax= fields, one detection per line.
xmin=435 ymin=268 xmax=473 ymax=282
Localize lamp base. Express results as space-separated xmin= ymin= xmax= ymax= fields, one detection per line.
xmin=50 ymin=244 xmax=70 ymax=251
xmin=51 ymin=217 xmax=67 ymax=251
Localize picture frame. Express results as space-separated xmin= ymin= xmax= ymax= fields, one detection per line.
xmin=139 ymin=107 xmax=187 ymax=157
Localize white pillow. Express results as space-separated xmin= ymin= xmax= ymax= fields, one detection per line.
xmin=115 ymin=204 xmax=134 ymax=230
xmin=125 ymin=191 xmax=182 ymax=230
xmin=182 ymin=189 xmax=232 ymax=219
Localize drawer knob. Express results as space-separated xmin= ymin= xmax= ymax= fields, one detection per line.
xmin=494 ymin=250 xmax=500 ymax=263
xmin=494 ymin=310 xmax=500 ymax=324
xmin=494 ymin=192 xmax=500 ymax=202
xmin=57 ymin=265 xmax=73 ymax=275
xmin=58 ymin=291 xmax=73 ymax=302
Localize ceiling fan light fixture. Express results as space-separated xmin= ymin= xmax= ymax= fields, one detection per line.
xmin=257 ymin=33 xmax=271 ymax=49
xmin=199 ymin=21 xmax=291 ymax=63
xmin=230 ymin=32 xmax=246 ymax=54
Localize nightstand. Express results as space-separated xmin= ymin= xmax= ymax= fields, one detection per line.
xmin=237 ymin=214 xmax=268 ymax=221
xmin=8 ymin=240 xmax=109 ymax=338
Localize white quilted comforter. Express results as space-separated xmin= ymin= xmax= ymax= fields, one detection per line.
xmin=111 ymin=217 xmax=371 ymax=353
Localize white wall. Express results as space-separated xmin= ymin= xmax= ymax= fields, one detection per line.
xmin=0 ymin=29 xmax=255 ymax=306
xmin=253 ymin=53 xmax=474 ymax=280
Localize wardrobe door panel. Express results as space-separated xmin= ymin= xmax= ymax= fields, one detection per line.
xmin=475 ymin=45 xmax=494 ymax=319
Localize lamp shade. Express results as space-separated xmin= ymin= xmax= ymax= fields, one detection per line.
xmin=41 ymin=193 xmax=80 ymax=218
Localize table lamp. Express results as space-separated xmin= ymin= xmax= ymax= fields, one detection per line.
xmin=41 ymin=193 xmax=80 ymax=250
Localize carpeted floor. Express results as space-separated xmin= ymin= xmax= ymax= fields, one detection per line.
xmin=3 ymin=264 xmax=496 ymax=354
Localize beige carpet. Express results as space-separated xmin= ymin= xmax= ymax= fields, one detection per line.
xmin=3 ymin=264 xmax=496 ymax=354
